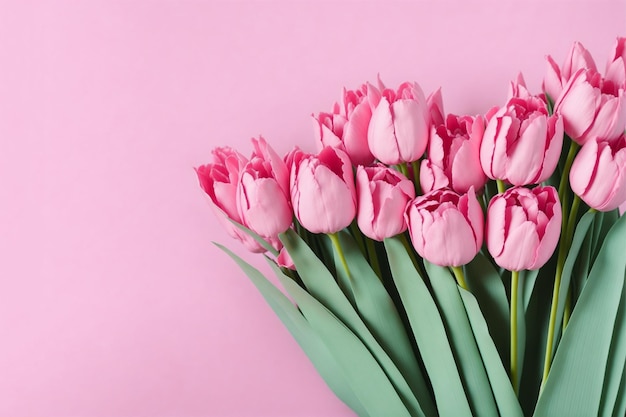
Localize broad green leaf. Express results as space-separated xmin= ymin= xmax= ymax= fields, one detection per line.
xmin=278 ymin=231 xmax=425 ymax=417
xmin=533 ymin=214 xmax=626 ymax=417
xmin=599 ymin=282 xmax=626 ymax=416
xmin=571 ymin=223 xmax=593 ymax=304
xmin=521 ymin=269 xmax=539 ymax=310
xmin=273 ymin=263 xmax=414 ymax=417
xmin=215 ymin=244 xmax=370 ymax=416
xmin=551 ymin=211 xmax=596 ymax=356
xmin=459 ymin=288 xmax=524 ymax=417
xmin=424 ymin=261 xmax=499 ymax=417
xmin=464 ymin=253 xmax=510 ymax=368
xmin=332 ymin=231 xmax=437 ymax=417
xmin=385 ymin=237 xmax=473 ymax=417
xmin=612 ymin=361 xmax=626 ymax=417
xmin=228 ymin=219 xmax=279 ymax=256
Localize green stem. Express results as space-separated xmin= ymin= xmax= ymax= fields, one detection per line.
xmin=496 ymin=179 xmax=507 ymax=194
xmin=398 ymin=163 xmax=409 ymax=178
xmin=450 ymin=266 xmax=468 ymax=290
xmin=558 ymin=141 xmax=580 ymax=204
xmin=563 ymin=288 xmax=572 ymax=330
xmin=329 ymin=233 xmax=352 ymax=283
xmin=511 ymin=270 xmax=520 ymax=396
xmin=411 ymin=160 xmax=422 ymax=195
xmin=566 ymin=195 xmax=581 ymax=242
xmin=365 ymin=238 xmax=382 ymax=279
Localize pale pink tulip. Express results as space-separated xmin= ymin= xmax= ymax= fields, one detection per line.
xmin=420 ymin=114 xmax=487 ymax=194
xmin=605 ymin=37 xmax=626 ymax=87
xmin=196 ymin=147 xmax=267 ymax=252
xmin=356 ymin=164 xmax=415 ymax=241
xmin=237 ymin=137 xmax=292 ymax=238
xmin=406 ymin=188 xmax=483 ymax=267
xmin=367 ymin=82 xmax=430 ymax=164
xmin=543 ymin=41 xmax=597 ymax=102
xmin=570 ymin=135 xmax=626 ymax=212
xmin=427 ymin=88 xmax=445 ymax=127
xmin=290 ymin=147 xmax=357 ymax=234
xmin=480 ymin=85 xmax=564 ymax=186
xmin=486 ymin=186 xmax=561 ymax=271
xmin=554 ymin=68 xmax=626 ymax=145
xmin=313 ymin=83 xmax=381 ymax=166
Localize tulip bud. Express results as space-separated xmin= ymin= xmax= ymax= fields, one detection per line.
xmin=313 ymin=83 xmax=381 ymax=166
xmin=237 ymin=137 xmax=292 ymax=238
xmin=421 ymin=114 xmax=487 ymax=194
xmin=480 ymin=83 xmax=564 ymax=186
xmin=367 ymin=81 xmax=430 ymax=164
xmin=543 ymin=41 xmax=597 ymax=102
xmin=554 ymin=68 xmax=626 ymax=145
xmin=570 ymin=135 xmax=626 ymax=212
xmin=486 ymin=186 xmax=561 ymax=271
xmin=356 ymin=164 xmax=415 ymax=241
xmin=406 ymin=188 xmax=483 ymax=267
xmin=290 ymin=147 xmax=357 ymax=234
xmin=605 ymin=37 xmax=626 ymax=88
xmin=196 ymin=147 xmax=267 ymax=252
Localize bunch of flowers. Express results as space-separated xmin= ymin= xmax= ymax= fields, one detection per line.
xmin=198 ymin=38 xmax=626 ymax=417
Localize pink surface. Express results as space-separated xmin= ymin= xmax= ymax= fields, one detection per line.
xmin=1 ymin=1 xmax=624 ymax=416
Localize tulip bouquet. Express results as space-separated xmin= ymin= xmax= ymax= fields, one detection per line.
xmin=197 ymin=38 xmax=626 ymax=417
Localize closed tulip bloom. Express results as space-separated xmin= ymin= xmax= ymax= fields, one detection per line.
xmin=367 ymin=81 xmax=430 ymax=164
xmin=486 ymin=186 xmax=561 ymax=271
xmin=543 ymin=41 xmax=597 ymax=102
xmin=313 ymin=83 xmax=381 ymax=166
xmin=290 ymin=147 xmax=357 ymax=234
xmin=480 ymin=87 xmax=564 ymax=186
xmin=196 ymin=147 xmax=266 ymax=252
xmin=356 ymin=164 xmax=415 ymax=241
xmin=427 ymin=88 xmax=445 ymax=127
xmin=605 ymin=37 xmax=626 ymax=88
xmin=406 ymin=188 xmax=483 ymax=267
xmin=554 ymin=68 xmax=626 ymax=145
xmin=421 ymin=114 xmax=487 ymax=194
xmin=237 ymin=137 xmax=292 ymax=238
xmin=569 ymin=135 xmax=626 ymax=212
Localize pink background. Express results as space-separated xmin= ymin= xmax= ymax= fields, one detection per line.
xmin=1 ymin=1 xmax=624 ymax=416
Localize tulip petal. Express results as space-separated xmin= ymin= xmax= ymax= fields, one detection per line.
xmin=368 ymin=98 xmax=400 ymax=164
xmin=392 ymin=99 xmax=429 ymax=162
xmin=506 ymin=114 xmax=547 ymax=185
xmin=424 ymin=209 xmax=477 ymax=267
xmin=558 ymin=82 xmax=599 ymax=141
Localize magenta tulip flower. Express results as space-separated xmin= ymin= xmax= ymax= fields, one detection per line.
xmin=237 ymin=137 xmax=292 ymax=239
xmin=356 ymin=164 xmax=415 ymax=241
xmin=570 ymin=135 xmax=626 ymax=212
xmin=605 ymin=37 xmax=626 ymax=88
xmin=480 ymin=85 xmax=564 ymax=186
xmin=290 ymin=146 xmax=357 ymax=234
xmin=313 ymin=83 xmax=381 ymax=166
xmin=367 ymin=81 xmax=430 ymax=164
xmin=421 ymin=114 xmax=487 ymax=194
xmin=543 ymin=41 xmax=597 ymax=102
xmin=486 ymin=186 xmax=561 ymax=271
xmin=406 ymin=188 xmax=483 ymax=267
xmin=196 ymin=147 xmax=267 ymax=253
xmin=554 ymin=68 xmax=626 ymax=145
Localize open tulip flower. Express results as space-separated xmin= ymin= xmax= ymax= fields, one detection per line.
xmin=289 ymin=146 xmax=357 ymax=234
xmin=543 ymin=41 xmax=597 ymax=103
xmin=313 ymin=83 xmax=381 ymax=166
xmin=406 ymin=187 xmax=483 ymax=267
xmin=486 ymin=186 xmax=561 ymax=271
xmin=480 ymin=83 xmax=564 ymax=186
xmin=367 ymin=81 xmax=430 ymax=164
xmin=570 ymin=134 xmax=626 ymax=212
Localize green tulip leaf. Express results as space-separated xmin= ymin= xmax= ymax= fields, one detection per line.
xmin=599 ymin=284 xmax=626 ymax=416
xmin=384 ymin=237 xmax=473 ymax=417
xmin=214 ymin=243 xmax=370 ymax=416
xmin=424 ymin=261 xmax=499 ymax=417
xmin=459 ymin=288 xmax=525 ymax=417
xmin=533 ymin=213 xmax=626 ymax=417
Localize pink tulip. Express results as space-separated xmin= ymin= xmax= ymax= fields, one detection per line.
xmin=367 ymin=81 xmax=430 ymax=164
xmin=480 ymin=84 xmax=564 ymax=186
xmin=290 ymin=147 xmax=357 ymax=234
xmin=356 ymin=164 xmax=415 ymax=241
xmin=605 ymin=37 xmax=626 ymax=88
xmin=543 ymin=41 xmax=597 ymax=102
xmin=427 ymin=88 xmax=445 ymax=127
xmin=569 ymin=135 xmax=626 ymax=212
xmin=486 ymin=186 xmax=561 ymax=271
xmin=420 ymin=114 xmax=487 ymax=194
xmin=196 ymin=147 xmax=267 ymax=252
xmin=554 ymin=68 xmax=626 ymax=145
xmin=277 ymin=247 xmax=295 ymax=270
xmin=406 ymin=188 xmax=483 ymax=267
xmin=313 ymin=83 xmax=381 ymax=166
xmin=237 ymin=137 xmax=292 ymax=238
